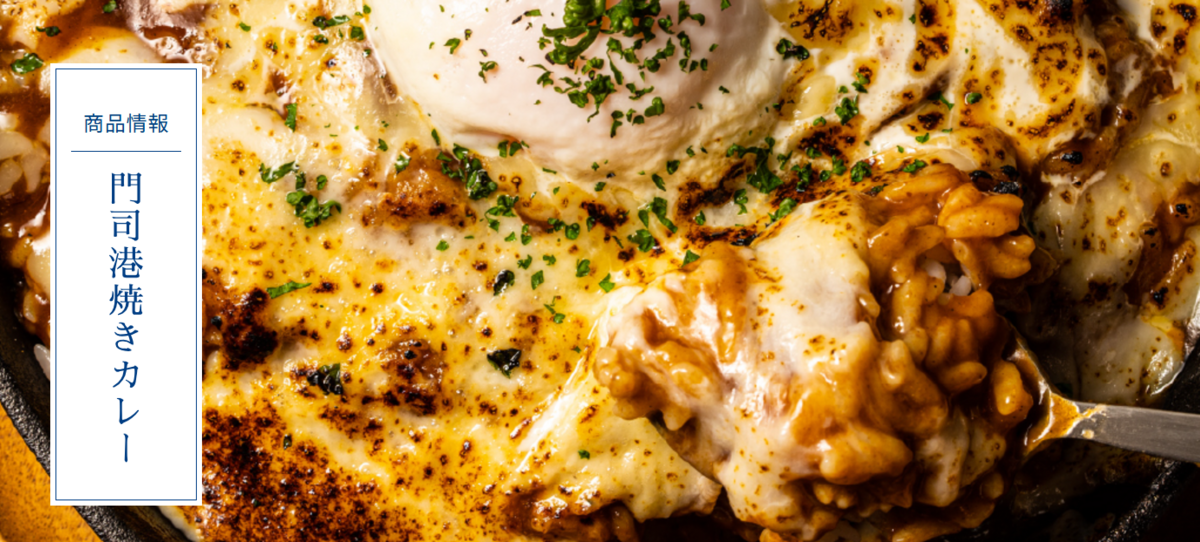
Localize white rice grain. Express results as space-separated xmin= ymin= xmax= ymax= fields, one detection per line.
xmin=0 ymin=159 xmax=22 ymax=195
xmin=0 ymin=131 xmax=32 ymax=162
xmin=21 ymin=143 xmax=46 ymax=192
xmin=34 ymin=344 xmax=50 ymax=380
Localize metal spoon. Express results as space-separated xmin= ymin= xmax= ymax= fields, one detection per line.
xmin=1008 ymin=330 xmax=1200 ymax=463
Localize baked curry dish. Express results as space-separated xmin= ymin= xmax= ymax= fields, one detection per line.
xmin=1 ymin=0 xmax=1198 ymax=540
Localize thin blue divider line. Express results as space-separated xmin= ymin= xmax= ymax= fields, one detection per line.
xmin=54 ymin=66 xmax=202 ymax=503
xmin=193 ymin=66 xmax=199 ymax=501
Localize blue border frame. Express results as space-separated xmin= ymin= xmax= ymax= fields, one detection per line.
xmin=54 ymin=66 xmax=200 ymax=503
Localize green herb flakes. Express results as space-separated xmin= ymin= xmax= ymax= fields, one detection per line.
xmin=267 ymin=281 xmax=311 ymax=299
xmin=10 ymin=53 xmax=43 ymax=75
xmin=493 ymin=270 xmax=515 ymax=295
xmin=284 ymin=103 xmax=298 ymax=131
xmin=599 ymin=273 xmax=616 ymax=292
xmin=902 ymin=159 xmax=928 ymax=174
xmin=486 ymin=349 xmax=521 ymax=377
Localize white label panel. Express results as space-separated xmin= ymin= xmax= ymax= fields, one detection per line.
xmin=50 ymin=65 xmax=201 ymax=505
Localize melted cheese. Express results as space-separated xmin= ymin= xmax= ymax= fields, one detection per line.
xmin=0 ymin=0 xmax=1197 ymax=541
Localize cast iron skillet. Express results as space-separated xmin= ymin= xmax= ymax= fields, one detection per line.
xmin=0 ymin=272 xmax=1196 ymax=542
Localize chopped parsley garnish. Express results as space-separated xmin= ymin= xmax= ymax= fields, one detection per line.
xmin=543 ymin=255 xmax=557 ymax=265
xmin=850 ymin=160 xmax=872 ymax=183
xmin=682 ymin=250 xmax=700 ymax=266
xmin=628 ymin=229 xmax=656 ymax=252
xmin=238 ymin=22 xmax=251 ymax=32
xmin=915 ymin=132 xmax=931 ymax=143
xmin=595 ymin=182 xmax=606 ymax=191
xmin=649 ymin=197 xmax=678 ymax=233
xmin=932 ymin=92 xmax=954 ymax=110
xmin=498 ymin=140 xmax=525 ymax=157
xmin=284 ymin=103 xmax=298 ymax=131
xmin=445 ymin=38 xmax=462 ymax=54
xmin=478 ymin=60 xmax=498 ymax=81
xmin=307 ymin=363 xmax=343 ymax=395
xmin=486 ymin=349 xmax=522 ymax=377
xmin=852 ymin=72 xmax=870 ymax=93
xmin=693 ymin=211 xmax=706 ymax=225
xmin=834 ymin=96 xmax=859 ymax=124
xmin=832 ymin=157 xmax=848 ymax=175
xmin=350 ymin=26 xmax=365 ymax=40
xmin=436 ymin=240 xmax=450 ymax=251
xmin=795 ymin=162 xmax=813 ymax=188
xmin=719 ymin=86 xmax=730 ymax=94
xmin=531 ymin=270 xmax=545 ymax=289
xmin=543 ymin=167 xmax=558 ymax=174
xmin=432 ymin=129 xmax=441 ymax=146
xmin=575 ymin=259 xmax=591 ymax=277
xmin=484 ymin=195 xmax=518 ymax=229
xmin=395 ymin=153 xmax=410 ymax=173
xmin=599 ymin=273 xmax=616 ymax=292
xmin=36 ymin=26 xmax=61 ymax=37
xmin=286 ymin=189 xmax=342 ymax=227
xmin=727 ymin=140 xmax=783 ymax=194
xmin=565 ymin=223 xmax=581 ymax=240
xmin=578 ymin=450 xmax=591 ymax=459
xmin=439 ymin=145 xmax=496 ymax=200
xmin=493 ymin=270 xmax=515 ymax=295
xmin=10 ymin=53 xmax=43 ymax=75
xmin=521 ymin=224 xmax=533 ymax=245
xmin=103 ymin=0 xmax=117 ymax=13
xmin=535 ymin=2 xmax=709 ymax=136
xmin=316 ymin=175 xmax=328 ymax=190
xmin=666 ymin=160 xmax=680 ymax=174
xmin=721 ymin=0 xmax=731 ymax=9
xmin=775 ymin=38 xmax=809 ymax=61
xmin=267 ymin=281 xmax=311 ymax=299
xmin=966 ymin=92 xmax=982 ymax=104
xmin=544 ymin=300 xmax=566 ymax=324
xmin=770 ymin=198 xmax=796 ymax=222
xmin=813 ymin=116 xmax=826 ymax=126
xmin=282 ymin=435 xmax=292 ymax=449
xmin=377 ymin=139 xmax=388 ymax=151
xmin=517 ymin=255 xmax=533 ymax=269
xmin=313 ymin=15 xmax=351 ymax=28
xmin=652 ymin=173 xmax=666 ymax=191
xmin=314 ymin=34 xmax=329 ymax=44
xmin=902 ymin=159 xmax=928 ymax=173
xmin=259 ymin=161 xmax=297 ymax=183
xmin=733 ymin=188 xmax=748 ymax=214
xmin=645 ymin=97 xmax=666 ymax=117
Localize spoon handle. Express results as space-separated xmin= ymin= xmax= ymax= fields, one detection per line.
xmin=1067 ymin=401 xmax=1200 ymax=464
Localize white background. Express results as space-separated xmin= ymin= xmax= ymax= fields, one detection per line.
xmin=51 ymin=65 xmax=201 ymax=504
